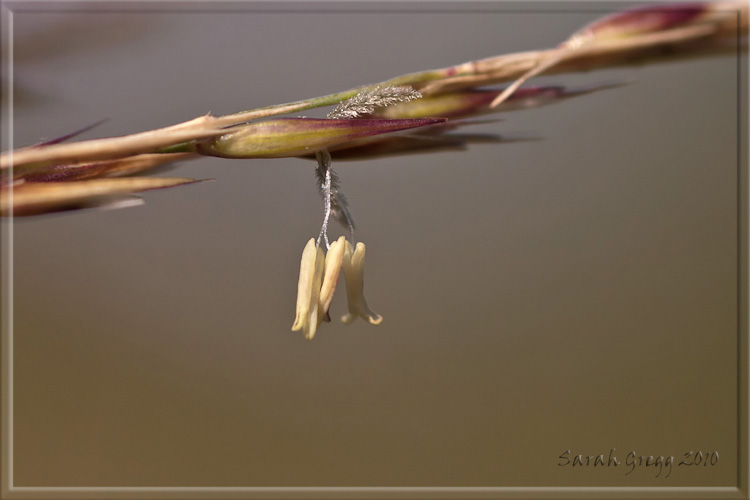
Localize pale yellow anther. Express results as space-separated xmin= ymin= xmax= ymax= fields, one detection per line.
xmin=341 ymin=241 xmax=383 ymax=325
xmin=292 ymin=238 xmax=325 ymax=339
xmin=293 ymin=236 xmax=381 ymax=338
xmin=317 ymin=236 xmax=346 ymax=326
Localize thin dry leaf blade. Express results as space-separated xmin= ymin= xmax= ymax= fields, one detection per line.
xmin=18 ymin=153 xmax=196 ymax=182
xmin=1 ymin=176 xmax=206 ymax=216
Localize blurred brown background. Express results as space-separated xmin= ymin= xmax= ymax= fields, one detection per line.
xmin=6 ymin=1 xmax=742 ymax=489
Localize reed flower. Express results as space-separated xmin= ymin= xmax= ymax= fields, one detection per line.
xmin=1 ymin=1 xmax=744 ymax=340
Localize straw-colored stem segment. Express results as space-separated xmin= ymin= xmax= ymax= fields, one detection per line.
xmin=1 ymin=125 xmax=218 ymax=171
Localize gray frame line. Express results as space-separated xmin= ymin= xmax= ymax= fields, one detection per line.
xmin=0 ymin=1 xmax=746 ymax=499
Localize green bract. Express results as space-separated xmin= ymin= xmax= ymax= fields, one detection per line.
xmin=196 ymin=117 xmax=445 ymax=159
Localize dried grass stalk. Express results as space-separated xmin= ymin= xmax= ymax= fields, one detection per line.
xmin=1 ymin=1 xmax=746 ymax=216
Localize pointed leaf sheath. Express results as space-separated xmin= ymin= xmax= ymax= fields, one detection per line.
xmin=292 ymin=239 xmax=326 ymax=340
xmin=196 ymin=117 xmax=445 ymax=159
xmin=341 ymin=241 xmax=382 ymax=326
xmin=564 ymin=3 xmax=711 ymax=48
xmin=374 ymin=87 xmax=575 ymax=119
xmin=374 ymin=91 xmax=499 ymax=119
